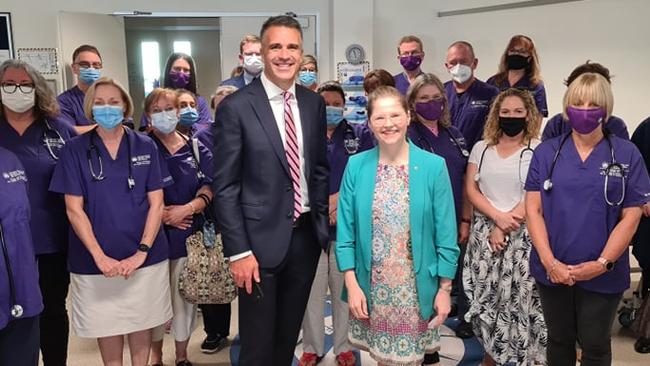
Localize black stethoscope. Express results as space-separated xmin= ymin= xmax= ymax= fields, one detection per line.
xmin=0 ymin=223 xmax=23 ymax=318
xmin=416 ymin=125 xmax=470 ymax=158
xmin=42 ymin=119 xmax=65 ymax=160
xmin=474 ymin=140 xmax=534 ymax=185
xmin=87 ymin=126 xmax=135 ymax=189
xmin=543 ymin=132 xmax=625 ymax=206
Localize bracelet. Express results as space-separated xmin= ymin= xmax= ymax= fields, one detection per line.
xmin=187 ymin=201 xmax=196 ymax=215
xmin=546 ymin=259 xmax=559 ymax=280
xmin=197 ymin=194 xmax=211 ymax=208
xmin=439 ymin=284 xmax=452 ymax=293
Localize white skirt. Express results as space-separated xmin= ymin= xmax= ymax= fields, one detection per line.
xmin=70 ymin=260 xmax=173 ymax=338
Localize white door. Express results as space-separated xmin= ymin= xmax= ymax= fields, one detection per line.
xmin=58 ymin=12 xmax=128 ymax=91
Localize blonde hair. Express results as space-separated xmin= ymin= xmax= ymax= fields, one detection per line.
xmin=211 ymin=85 xmax=238 ymax=109
xmin=83 ymin=77 xmax=133 ymax=122
xmin=406 ymin=73 xmax=451 ymax=128
xmin=239 ymin=35 xmax=261 ymax=54
xmin=493 ymin=35 xmax=542 ymax=87
xmin=397 ymin=35 xmax=423 ymax=54
xmin=144 ymin=88 xmax=178 ymax=116
xmin=562 ymin=73 xmax=613 ymax=121
xmin=483 ymin=88 xmax=541 ymax=146
xmin=0 ymin=59 xmax=60 ymax=118
xmin=367 ymin=86 xmax=408 ymax=119
xmin=301 ymin=54 xmax=318 ymax=71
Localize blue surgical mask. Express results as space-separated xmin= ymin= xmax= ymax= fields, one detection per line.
xmin=298 ymin=71 xmax=317 ymax=86
xmin=326 ymin=106 xmax=344 ymax=127
xmin=179 ymin=107 xmax=199 ymax=126
xmin=79 ymin=67 xmax=101 ymax=85
xmin=151 ymin=110 xmax=179 ymax=134
xmin=92 ymin=105 xmax=123 ymax=129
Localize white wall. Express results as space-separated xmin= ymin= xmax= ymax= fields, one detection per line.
xmin=372 ymin=0 xmax=650 ymax=131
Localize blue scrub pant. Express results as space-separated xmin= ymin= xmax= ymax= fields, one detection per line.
xmin=537 ymin=282 xmax=621 ymax=366
xmin=0 ymin=316 xmax=40 ymax=366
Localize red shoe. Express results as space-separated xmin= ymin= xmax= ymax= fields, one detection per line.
xmin=336 ymin=351 xmax=356 ymax=366
xmin=298 ymin=352 xmax=322 ymax=366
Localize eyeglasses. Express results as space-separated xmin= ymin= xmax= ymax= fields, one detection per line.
xmin=400 ymin=51 xmax=422 ymax=57
xmin=1 ymin=83 xmax=35 ymax=94
xmin=75 ymin=62 xmax=103 ymax=69
xmin=370 ymin=113 xmax=407 ymax=125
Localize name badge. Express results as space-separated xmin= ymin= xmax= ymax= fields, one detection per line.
xmin=600 ymin=162 xmax=629 ymax=178
xmin=470 ymin=100 xmax=490 ymax=109
xmin=131 ymin=154 xmax=151 ymax=167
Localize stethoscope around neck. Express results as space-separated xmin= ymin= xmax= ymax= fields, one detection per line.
xmin=543 ymin=131 xmax=625 ymax=206
xmin=474 ymin=139 xmax=534 ymax=185
xmin=42 ymin=119 xmax=65 ymax=160
xmin=416 ymin=124 xmax=470 ymax=158
xmin=87 ymin=126 xmax=135 ymax=189
xmin=0 ymin=223 xmax=23 ymax=318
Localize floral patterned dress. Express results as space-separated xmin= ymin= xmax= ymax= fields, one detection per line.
xmin=348 ymin=164 xmax=439 ymax=366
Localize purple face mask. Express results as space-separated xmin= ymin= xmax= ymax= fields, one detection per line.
xmin=415 ymin=99 xmax=444 ymax=121
xmin=168 ymin=70 xmax=191 ymax=89
xmin=566 ymin=106 xmax=606 ymax=134
xmin=400 ymin=55 xmax=422 ymax=71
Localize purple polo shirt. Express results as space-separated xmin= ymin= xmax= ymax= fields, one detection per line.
xmin=408 ymin=122 xmax=468 ymax=224
xmin=525 ymin=133 xmax=650 ymax=294
xmin=328 ymin=120 xmax=374 ymax=239
xmin=542 ymin=113 xmax=629 ymax=141
xmin=0 ymin=147 xmax=43 ymax=329
xmin=0 ymin=116 xmax=77 ymax=255
xmin=140 ymin=95 xmax=213 ymax=131
xmin=151 ymin=134 xmax=214 ymax=259
xmin=57 ymin=86 xmax=93 ymax=126
xmin=486 ymin=75 xmax=548 ymax=117
xmin=445 ymin=79 xmax=499 ymax=150
xmin=49 ymin=128 xmax=172 ymax=274
xmin=393 ymin=71 xmax=423 ymax=95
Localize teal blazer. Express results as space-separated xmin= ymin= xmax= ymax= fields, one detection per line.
xmin=335 ymin=142 xmax=460 ymax=320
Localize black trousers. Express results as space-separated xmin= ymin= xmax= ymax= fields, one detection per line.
xmin=453 ymin=241 xmax=469 ymax=318
xmin=37 ymin=252 xmax=70 ymax=366
xmin=237 ymin=219 xmax=321 ymax=366
xmin=199 ymin=303 xmax=231 ymax=338
xmin=537 ymin=282 xmax=621 ymax=366
xmin=0 ymin=316 xmax=40 ymax=366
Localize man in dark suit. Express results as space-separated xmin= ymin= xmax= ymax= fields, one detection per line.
xmin=213 ymin=15 xmax=329 ymax=366
xmin=220 ymin=35 xmax=263 ymax=89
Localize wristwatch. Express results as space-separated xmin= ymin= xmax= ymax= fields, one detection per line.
xmin=137 ymin=243 xmax=151 ymax=253
xmin=597 ymin=257 xmax=615 ymax=272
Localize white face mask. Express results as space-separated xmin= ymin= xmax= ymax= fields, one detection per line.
xmin=1 ymin=89 xmax=36 ymax=113
xmin=449 ymin=64 xmax=473 ymax=84
xmin=243 ymin=55 xmax=264 ymax=76
xmin=151 ymin=110 xmax=179 ymax=134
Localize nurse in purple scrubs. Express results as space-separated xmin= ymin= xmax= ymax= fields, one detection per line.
xmin=526 ymin=73 xmax=650 ymax=366
xmin=393 ymin=35 xmax=425 ymax=95
xmin=49 ymin=77 xmax=173 ymax=366
xmin=405 ymin=73 xmax=470 ymax=365
xmin=487 ymin=35 xmax=548 ymax=117
xmin=542 ymin=61 xmax=628 ymax=141
xmin=145 ymin=88 xmax=214 ymax=366
xmin=0 ymin=59 xmax=76 ymax=366
xmin=140 ymin=53 xmax=213 ymax=131
xmin=0 ymin=147 xmax=43 ymax=366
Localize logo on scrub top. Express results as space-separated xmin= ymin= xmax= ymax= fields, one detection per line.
xmin=131 ymin=154 xmax=151 ymax=167
xmin=184 ymin=156 xmax=198 ymax=169
xmin=2 ymin=169 xmax=27 ymax=184
xmin=599 ymin=162 xmax=629 ymax=178
xmin=470 ymin=100 xmax=490 ymax=109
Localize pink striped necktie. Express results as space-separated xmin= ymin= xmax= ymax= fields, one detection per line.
xmin=283 ymin=91 xmax=302 ymax=220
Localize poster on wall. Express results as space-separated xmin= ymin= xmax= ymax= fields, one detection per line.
xmin=337 ymin=61 xmax=371 ymax=124
xmin=0 ymin=13 xmax=14 ymax=63
xmin=17 ymin=48 xmax=59 ymax=74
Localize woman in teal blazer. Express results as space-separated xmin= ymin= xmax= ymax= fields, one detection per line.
xmin=335 ymin=86 xmax=459 ymax=366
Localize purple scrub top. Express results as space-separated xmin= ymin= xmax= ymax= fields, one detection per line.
xmin=327 ymin=120 xmax=374 ymax=240
xmin=444 ymin=79 xmax=499 ymax=150
xmin=151 ymin=133 xmax=215 ymax=259
xmin=0 ymin=116 xmax=77 ymax=255
xmin=486 ymin=74 xmax=548 ymax=117
xmin=0 ymin=147 xmax=43 ymax=330
xmin=193 ymin=123 xmax=215 ymax=154
xmin=49 ymin=128 xmax=172 ymax=275
xmin=542 ymin=113 xmax=629 ymax=141
xmin=393 ymin=71 xmax=423 ymax=95
xmin=525 ymin=133 xmax=650 ymax=294
xmin=408 ymin=122 xmax=468 ymax=224
xmin=140 ymin=95 xmax=213 ymax=132
xmin=57 ymin=86 xmax=93 ymax=126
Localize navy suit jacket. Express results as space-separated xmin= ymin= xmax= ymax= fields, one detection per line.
xmin=213 ymin=78 xmax=330 ymax=268
xmin=220 ymin=74 xmax=246 ymax=89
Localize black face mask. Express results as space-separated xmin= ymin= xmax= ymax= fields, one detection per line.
xmin=506 ymin=54 xmax=529 ymax=70
xmin=499 ymin=117 xmax=526 ymax=137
